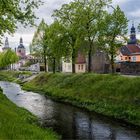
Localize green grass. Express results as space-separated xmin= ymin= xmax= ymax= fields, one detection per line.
xmin=23 ymin=73 xmax=140 ymax=126
xmin=0 ymin=88 xmax=60 ymax=140
xmin=0 ymin=70 xmax=32 ymax=83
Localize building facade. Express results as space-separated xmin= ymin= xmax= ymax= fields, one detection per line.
xmin=120 ymin=24 xmax=140 ymax=62
xmin=16 ymin=37 xmax=26 ymax=59
xmin=2 ymin=37 xmax=10 ymax=51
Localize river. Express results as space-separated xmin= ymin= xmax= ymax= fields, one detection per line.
xmin=0 ymin=81 xmax=140 ymax=140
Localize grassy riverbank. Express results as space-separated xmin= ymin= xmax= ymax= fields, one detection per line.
xmin=23 ymin=73 xmax=140 ymax=126
xmin=0 ymin=87 xmax=60 ymax=139
xmin=0 ymin=71 xmax=32 ymax=83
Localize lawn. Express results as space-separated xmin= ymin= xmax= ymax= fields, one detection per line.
xmin=23 ymin=73 xmax=140 ymax=126
xmin=0 ymin=87 xmax=60 ymax=140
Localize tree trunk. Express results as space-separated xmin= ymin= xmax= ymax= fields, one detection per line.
xmin=72 ymin=48 xmax=76 ymax=73
xmin=110 ymin=44 xmax=115 ymax=74
xmin=53 ymin=57 xmax=56 ymax=74
xmin=43 ymin=48 xmax=47 ymax=72
xmin=111 ymin=54 xmax=115 ymax=73
xmin=43 ymin=54 xmax=47 ymax=72
xmin=88 ymin=44 xmax=92 ymax=72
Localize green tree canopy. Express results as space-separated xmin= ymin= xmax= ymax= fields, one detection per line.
xmin=98 ymin=6 xmax=128 ymax=73
xmin=0 ymin=0 xmax=42 ymax=42
xmin=0 ymin=49 xmax=19 ymax=68
xmin=31 ymin=19 xmax=48 ymax=72
xmin=53 ymin=0 xmax=112 ymax=73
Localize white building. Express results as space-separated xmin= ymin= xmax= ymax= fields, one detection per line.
xmin=29 ymin=63 xmax=40 ymax=72
xmin=62 ymin=60 xmax=72 ymax=73
xmin=62 ymin=52 xmax=86 ymax=73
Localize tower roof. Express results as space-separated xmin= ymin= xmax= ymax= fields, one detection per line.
xmin=18 ymin=37 xmax=25 ymax=49
xmin=128 ymin=23 xmax=137 ymax=44
xmin=2 ymin=37 xmax=10 ymax=50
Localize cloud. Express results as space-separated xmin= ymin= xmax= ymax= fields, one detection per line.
xmin=112 ymin=0 xmax=128 ymax=5
xmin=35 ymin=0 xmax=73 ymax=24
xmin=129 ymin=9 xmax=140 ymax=18
xmin=2 ymin=0 xmax=140 ymax=47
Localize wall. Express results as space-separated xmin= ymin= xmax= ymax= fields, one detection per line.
xmin=62 ymin=61 xmax=72 ymax=73
xmin=75 ymin=64 xmax=86 ymax=73
xmin=120 ymin=54 xmax=140 ymax=62
xmin=120 ymin=62 xmax=140 ymax=74
xmin=91 ymin=51 xmax=109 ymax=73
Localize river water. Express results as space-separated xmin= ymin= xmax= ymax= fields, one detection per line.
xmin=0 ymin=81 xmax=140 ymax=140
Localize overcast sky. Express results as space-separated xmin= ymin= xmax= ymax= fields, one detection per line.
xmin=2 ymin=0 xmax=140 ymax=52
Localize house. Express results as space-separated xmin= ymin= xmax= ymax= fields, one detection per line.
xmin=119 ymin=24 xmax=140 ymax=74
xmin=75 ymin=52 xmax=86 ymax=73
xmin=62 ymin=58 xmax=72 ymax=73
xmin=62 ymin=51 xmax=86 ymax=73
xmin=120 ymin=24 xmax=140 ymax=62
xmin=62 ymin=46 xmax=109 ymax=73
xmin=90 ymin=50 xmax=110 ymax=73
xmin=16 ymin=37 xmax=26 ymax=59
xmin=29 ymin=63 xmax=40 ymax=72
xmin=13 ymin=37 xmax=26 ymax=70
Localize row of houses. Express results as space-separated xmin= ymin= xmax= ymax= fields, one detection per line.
xmin=29 ymin=24 xmax=139 ymax=73
xmin=27 ymin=51 xmax=109 ymax=73
xmin=2 ymin=24 xmax=140 ymax=74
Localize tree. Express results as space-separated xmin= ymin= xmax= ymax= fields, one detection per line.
xmin=0 ymin=0 xmax=42 ymax=41
xmin=31 ymin=19 xmax=48 ymax=72
xmin=0 ymin=49 xmax=19 ymax=68
xmin=53 ymin=2 xmax=83 ymax=73
xmin=47 ymin=21 xmax=71 ymax=73
xmin=72 ymin=0 xmax=111 ymax=72
xmin=98 ymin=6 xmax=128 ymax=73
xmin=53 ymin=0 xmax=112 ymax=73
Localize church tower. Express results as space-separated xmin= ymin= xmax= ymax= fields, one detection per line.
xmin=128 ymin=24 xmax=137 ymax=44
xmin=2 ymin=37 xmax=10 ymax=51
xmin=17 ymin=37 xmax=26 ymax=59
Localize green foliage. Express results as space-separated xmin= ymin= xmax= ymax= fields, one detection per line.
xmin=30 ymin=0 xmax=128 ymax=74
xmin=31 ymin=19 xmax=48 ymax=72
xmin=98 ymin=6 xmax=128 ymax=73
xmin=0 ymin=0 xmax=42 ymax=42
xmin=0 ymin=88 xmax=60 ymax=139
xmin=48 ymin=21 xmax=69 ymax=59
xmin=53 ymin=1 xmax=86 ymax=73
xmin=31 ymin=19 xmax=48 ymax=56
xmin=24 ymin=73 xmax=140 ymax=126
xmin=53 ymin=0 xmax=112 ymax=72
xmin=0 ymin=71 xmax=32 ymax=83
xmin=0 ymin=49 xmax=19 ymax=68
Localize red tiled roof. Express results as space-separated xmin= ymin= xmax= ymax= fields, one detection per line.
xmin=75 ymin=53 xmax=86 ymax=64
xmin=127 ymin=44 xmax=140 ymax=54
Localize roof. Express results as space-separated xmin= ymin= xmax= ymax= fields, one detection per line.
xmin=120 ymin=44 xmax=140 ymax=56
xmin=75 ymin=52 xmax=86 ymax=64
xmin=18 ymin=37 xmax=25 ymax=49
xmin=18 ymin=44 xmax=25 ymax=49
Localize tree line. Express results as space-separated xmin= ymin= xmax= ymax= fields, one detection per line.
xmin=0 ymin=0 xmax=41 ymax=68
xmin=30 ymin=0 xmax=128 ymax=73
xmin=1 ymin=0 xmax=139 ymax=73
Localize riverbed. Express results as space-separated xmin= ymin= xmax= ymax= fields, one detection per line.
xmin=0 ymin=81 xmax=139 ymax=140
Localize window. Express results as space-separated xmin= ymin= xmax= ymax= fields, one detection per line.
xmin=132 ymin=56 xmax=136 ymax=62
xmin=81 ymin=65 xmax=83 ymax=70
xmin=68 ymin=65 xmax=71 ymax=70
xmin=78 ymin=65 xmax=80 ymax=70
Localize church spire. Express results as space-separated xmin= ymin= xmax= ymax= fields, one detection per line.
xmin=2 ymin=37 xmax=10 ymax=51
xmin=20 ymin=37 xmax=23 ymax=44
xmin=128 ymin=23 xmax=137 ymax=44
xmin=5 ymin=37 xmax=9 ymax=48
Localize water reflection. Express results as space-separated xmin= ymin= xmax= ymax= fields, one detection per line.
xmin=0 ymin=81 xmax=140 ymax=140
